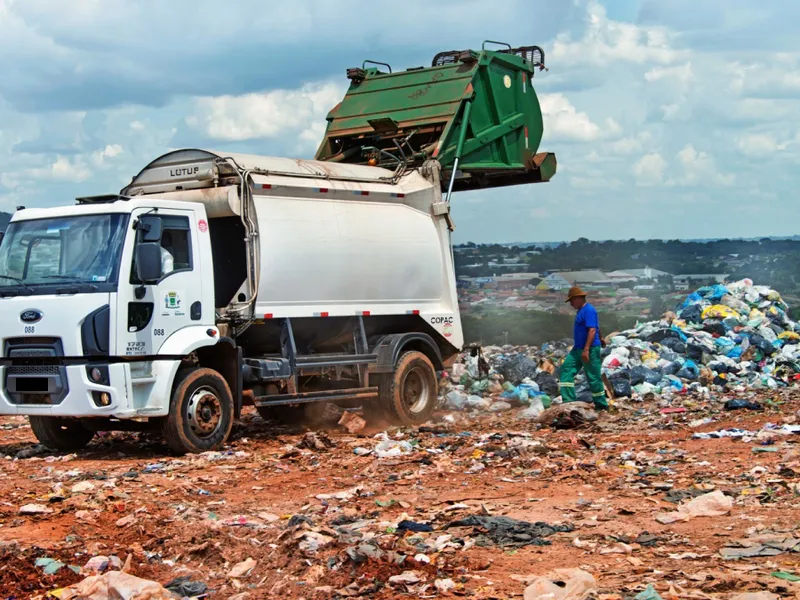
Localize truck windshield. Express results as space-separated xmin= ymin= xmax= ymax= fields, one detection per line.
xmin=0 ymin=214 xmax=128 ymax=293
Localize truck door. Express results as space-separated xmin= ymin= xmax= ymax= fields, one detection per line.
xmin=117 ymin=209 xmax=204 ymax=360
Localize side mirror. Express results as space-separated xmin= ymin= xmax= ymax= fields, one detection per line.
xmin=137 ymin=216 xmax=162 ymax=242
xmin=135 ymin=242 xmax=162 ymax=283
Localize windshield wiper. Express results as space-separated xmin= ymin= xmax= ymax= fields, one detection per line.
xmin=39 ymin=275 xmax=85 ymax=282
xmin=38 ymin=275 xmax=98 ymax=291
xmin=0 ymin=275 xmax=34 ymax=292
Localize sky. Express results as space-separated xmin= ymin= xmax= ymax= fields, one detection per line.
xmin=0 ymin=0 xmax=798 ymax=244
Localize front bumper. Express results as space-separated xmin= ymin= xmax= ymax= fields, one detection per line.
xmin=0 ymin=363 xmax=129 ymax=417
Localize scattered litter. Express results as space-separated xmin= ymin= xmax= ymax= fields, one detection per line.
xmin=446 ymin=515 xmax=573 ymax=547
xmin=19 ymin=503 xmax=52 ymax=515
xmin=59 ymin=571 xmax=174 ymax=600
xmin=338 ymin=410 xmax=367 ymax=434
xmin=655 ymin=490 xmax=733 ymax=524
xmin=165 ymin=576 xmax=208 ymax=596
xmin=523 ymin=568 xmax=596 ymax=600
xmin=228 ymin=557 xmax=257 ymax=578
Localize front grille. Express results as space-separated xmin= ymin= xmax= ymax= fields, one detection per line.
xmin=10 ymin=349 xmax=52 ymax=358
xmin=8 ymin=365 xmax=60 ymax=375
xmin=4 ymin=337 xmax=68 ymax=405
xmin=6 ymin=337 xmax=59 ymax=346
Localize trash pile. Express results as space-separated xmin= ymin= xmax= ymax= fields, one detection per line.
xmin=442 ymin=279 xmax=800 ymax=410
xmin=442 ymin=346 xmax=569 ymax=420
xmin=603 ymin=278 xmax=800 ymax=399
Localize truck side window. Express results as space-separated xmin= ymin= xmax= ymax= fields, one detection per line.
xmin=131 ymin=216 xmax=193 ymax=283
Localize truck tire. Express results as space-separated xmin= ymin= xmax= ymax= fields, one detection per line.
xmin=29 ymin=416 xmax=95 ymax=451
xmin=162 ymin=368 xmax=234 ymax=454
xmin=377 ymin=351 xmax=438 ymax=426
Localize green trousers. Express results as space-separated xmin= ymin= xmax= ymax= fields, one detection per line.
xmin=559 ymin=347 xmax=608 ymax=408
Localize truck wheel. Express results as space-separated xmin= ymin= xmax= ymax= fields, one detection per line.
xmin=378 ymin=351 xmax=438 ymax=426
xmin=29 ymin=416 xmax=95 ymax=451
xmin=162 ymin=368 xmax=234 ymax=454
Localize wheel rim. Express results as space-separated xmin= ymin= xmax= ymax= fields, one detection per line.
xmin=401 ymin=366 xmax=431 ymax=414
xmin=186 ymin=386 xmax=223 ymax=439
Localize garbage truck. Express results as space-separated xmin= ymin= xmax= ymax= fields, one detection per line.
xmin=0 ymin=41 xmax=556 ymax=453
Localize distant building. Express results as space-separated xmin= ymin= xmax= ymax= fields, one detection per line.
xmin=673 ymin=273 xmax=730 ymax=290
xmin=622 ymin=267 xmax=671 ymax=280
xmin=493 ymin=272 xmax=540 ymax=290
xmin=605 ymin=270 xmax=638 ymax=284
xmin=541 ymin=270 xmax=615 ymax=291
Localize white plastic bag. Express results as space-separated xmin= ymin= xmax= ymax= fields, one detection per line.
xmin=524 ymin=569 xmax=596 ymax=600
xmin=655 ymin=490 xmax=732 ymax=524
xmin=61 ymin=572 xmax=174 ymax=600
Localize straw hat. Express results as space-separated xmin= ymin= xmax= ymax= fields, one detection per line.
xmin=565 ymin=286 xmax=588 ymax=302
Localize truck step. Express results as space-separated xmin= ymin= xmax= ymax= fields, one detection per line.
xmin=253 ymin=386 xmax=379 ymax=407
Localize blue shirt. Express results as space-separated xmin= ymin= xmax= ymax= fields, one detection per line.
xmin=574 ymin=303 xmax=601 ymax=349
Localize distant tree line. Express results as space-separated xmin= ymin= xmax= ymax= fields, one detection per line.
xmin=455 ymin=238 xmax=800 ymax=292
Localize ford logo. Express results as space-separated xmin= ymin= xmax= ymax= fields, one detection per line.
xmin=20 ymin=310 xmax=43 ymax=324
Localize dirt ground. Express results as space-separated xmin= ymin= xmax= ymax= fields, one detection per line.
xmin=3 ymin=390 xmax=800 ymax=599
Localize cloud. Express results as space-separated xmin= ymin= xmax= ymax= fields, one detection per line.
xmin=672 ymin=144 xmax=734 ymax=186
xmin=540 ymin=93 xmax=621 ymax=142
xmin=607 ymin=132 xmax=653 ymax=155
xmin=644 ymin=62 xmax=694 ymax=85
xmin=736 ymin=133 xmax=791 ymax=157
xmin=633 ymin=152 xmax=667 ymax=185
xmin=28 ymin=156 xmax=92 ymax=183
xmin=551 ymin=0 xmax=687 ymax=68
xmin=91 ymin=143 xmax=123 ymax=166
xmin=189 ymin=82 xmax=344 ymax=144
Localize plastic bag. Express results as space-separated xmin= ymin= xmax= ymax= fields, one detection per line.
xmin=465 ymin=395 xmax=491 ymax=411
xmin=659 ymin=337 xmax=686 ymax=354
xmin=60 ymin=571 xmax=175 ymax=600
xmin=489 ymin=401 xmax=512 ymax=412
xmin=680 ymin=304 xmax=703 ymax=323
xmin=676 ymin=360 xmax=700 ymax=381
xmin=466 ymin=355 xmax=479 ymax=379
xmin=523 ymin=568 xmax=597 ymax=600
xmin=701 ymin=284 xmax=730 ymax=301
xmin=375 ymin=434 xmax=414 ymax=458
xmin=663 ymin=361 xmax=681 ymax=376
xmin=444 ymin=390 xmax=467 ymax=410
xmin=655 ymin=490 xmax=732 ymax=524
xmin=634 ymin=585 xmax=663 ymax=600
xmin=748 ymin=334 xmax=776 ymax=356
xmin=470 ymin=379 xmax=490 ymax=394
xmin=609 ymin=376 xmax=632 ymax=398
xmin=701 ymin=305 xmax=740 ymax=320
xmin=703 ymin=320 xmax=728 ymax=336
xmin=680 ymin=292 xmax=703 ymax=310
xmin=633 ymin=382 xmax=659 ymax=395
xmin=629 ymin=366 xmax=662 ymax=386
xmin=535 ymin=372 xmax=559 ymax=397
xmin=758 ymin=325 xmax=778 ymax=343
xmin=518 ymin=396 xmax=546 ymax=420
xmin=501 ymin=386 xmax=529 ymax=406
xmin=721 ymin=294 xmax=750 ymax=314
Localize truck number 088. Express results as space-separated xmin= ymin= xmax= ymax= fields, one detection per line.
xmin=24 ymin=326 xmax=35 ymax=334
xmin=153 ymin=328 xmax=165 ymax=336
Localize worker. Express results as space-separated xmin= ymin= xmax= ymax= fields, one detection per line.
xmin=558 ymin=286 xmax=608 ymax=409
xmin=160 ymin=231 xmax=175 ymax=275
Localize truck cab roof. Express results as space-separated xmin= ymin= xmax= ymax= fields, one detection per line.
xmin=11 ymin=196 xmax=202 ymax=222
